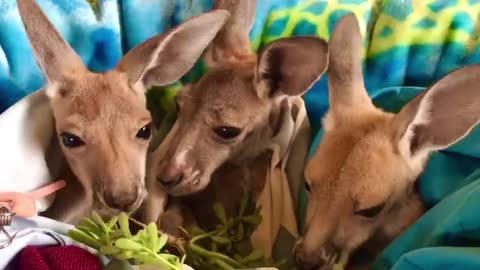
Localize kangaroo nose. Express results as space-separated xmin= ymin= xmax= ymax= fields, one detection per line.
xmin=157 ymin=165 xmax=184 ymax=188
xmin=294 ymin=250 xmax=326 ymax=270
xmin=294 ymin=241 xmax=327 ymax=270
xmin=104 ymin=191 xmax=137 ymax=211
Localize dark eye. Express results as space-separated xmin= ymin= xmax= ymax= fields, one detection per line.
xmin=304 ymin=182 xmax=311 ymax=192
xmin=213 ymin=126 xmax=242 ymax=140
xmin=136 ymin=124 xmax=152 ymax=140
xmin=60 ymin=133 xmax=85 ymax=148
xmin=355 ymin=203 xmax=385 ymax=218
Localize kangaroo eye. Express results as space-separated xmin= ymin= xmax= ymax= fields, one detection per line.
xmin=60 ymin=133 xmax=85 ymax=148
xmin=355 ymin=203 xmax=385 ymax=218
xmin=213 ymin=126 xmax=242 ymax=140
xmin=136 ymin=123 xmax=152 ymax=140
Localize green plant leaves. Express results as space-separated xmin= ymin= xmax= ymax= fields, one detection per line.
xmin=107 ymin=216 xmax=119 ymax=229
xmin=92 ymin=212 xmax=108 ymax=232
xmin=68 ymin=228 xmax=102 ymax=250
xmin=157 ymin=234 xmax=169 ymax=252
xmin=69 ymin=211 xmax=182 ymax=270
xmin=100 ymin=245 xmax=121 ymax=255
xmin=70 ymin=191 xmax=280 ymax=270
xmin=147 ymin=223 xmax=159 ymax=251
xmin=119 ymin=212 xmax=132 ymax=238
xmin=115 ymin=239 xmax=144 ymax=251
xmin=184 ymin=192 xmax=276 ymax=270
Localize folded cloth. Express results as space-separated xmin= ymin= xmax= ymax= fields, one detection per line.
xmin=16 ymin=245 xmax=103 ymax=270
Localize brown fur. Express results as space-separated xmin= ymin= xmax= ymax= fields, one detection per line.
xmin=294 ymin=14 xmax=480 ymax=270
xmin=17 ymin=0 xmax=230 ymax=224
xmin=144 ymin=0 xmax=329 ymax=238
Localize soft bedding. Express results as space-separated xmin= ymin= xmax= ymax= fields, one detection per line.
xmin=1 ymin=0 xmax=480 ymax=269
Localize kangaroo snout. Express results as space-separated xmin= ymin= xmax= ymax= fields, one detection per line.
xmin=294 ymin=239 xmax=341 ymax=270
xmin=156 ymin=164 xmax=185 ymax=188
xmin=156 ymin=150 xmax=199 ymax=190
xmin=155 ymin=150 xmax=205 ymax=194
xmin=102 ymin=185 xmax=142 ymax=212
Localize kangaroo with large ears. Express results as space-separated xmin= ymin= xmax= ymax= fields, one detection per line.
xmin=145 ymin=0 xmax=330 ymax=257
xmin=16 ymin=0 xmax=230 ymax=224
xmin=148 ymin=0 xmax=328 ymax=199
xmin=295 ymin=13 xmax=480 ymax=270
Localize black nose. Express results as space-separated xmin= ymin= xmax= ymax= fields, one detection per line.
xmin=157 ymin=174 xmax=183 ymax=188
xmin=156 ymin=163 xmax=185 ymax=188
xmin=104 ymin=192 xmax=137 ymax=211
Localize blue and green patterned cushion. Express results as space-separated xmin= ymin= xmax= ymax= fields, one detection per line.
xmin=2 ymin=1 xmax=480 ymax=269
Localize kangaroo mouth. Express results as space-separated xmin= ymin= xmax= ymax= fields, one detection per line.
xmin=167 ymin=172 xmax=210 ymax=196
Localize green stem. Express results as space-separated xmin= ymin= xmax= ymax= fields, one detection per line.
xmin=129 ymin=217 xmax=184 ymax=253
xmin=188 ymin=243 xmax=247 ymax=269
xmin=214 ymin=259 xmax=236 ymax=270
xmin=189 ymin=231 xmax=216 ymax=244
xmin=190 ymin=216 xmax=242 ymax=244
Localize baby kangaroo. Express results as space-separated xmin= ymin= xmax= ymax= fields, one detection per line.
xmin=146 ymin=0 xmax=328 ymax=240
xmin=16 ymin=0 xmax=229 ymax=224
xmin=294 ymin=14 xmax=480 ymax=270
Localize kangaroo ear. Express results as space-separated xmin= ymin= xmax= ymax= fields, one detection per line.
xmin=117 ymin=10 xmax=230 ymax=90
xmin=254 ymin=36 xmax=328 ymax=98
xmin=327 ymin=13 xmax=371 ymax=112
xmin=205 ymin=0 xmax=257 ymax=67
xmin=17 ymin=0 xmax=87 ymax=97
xmin=391 ymin=64 xmax=480 ymax=169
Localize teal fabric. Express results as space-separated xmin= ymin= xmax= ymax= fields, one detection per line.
xmin=305 ymin=86 xmax=480 ymax=269
xmin=2 ymin=0 xmax=480 ymax=268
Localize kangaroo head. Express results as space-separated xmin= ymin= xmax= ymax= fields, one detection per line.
xmin=17 ymin=0 xmax=229 ymax=215
xmin=294 ymin=14 xmax=480 ymax=270
xmin=149 ymin=0 xmax=329 ymax=196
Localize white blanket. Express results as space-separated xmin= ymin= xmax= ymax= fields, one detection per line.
xmin=0 ymin=89 xmax=63 ymax=213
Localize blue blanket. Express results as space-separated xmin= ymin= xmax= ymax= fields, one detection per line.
xmin=2 ymin=1 xmax=480 ymax=269
xmin=3 ymin=0 xmax=480 ymax=122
